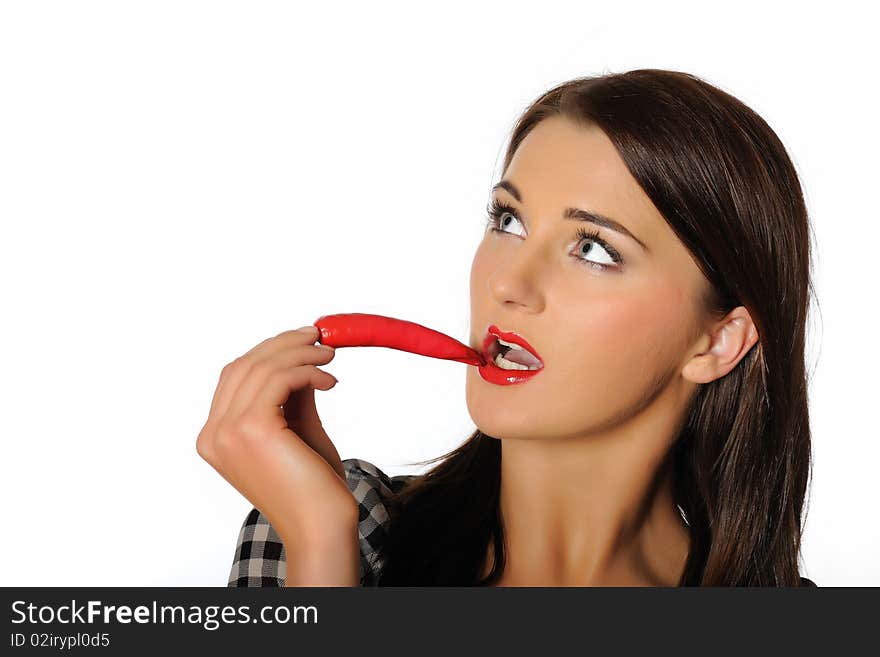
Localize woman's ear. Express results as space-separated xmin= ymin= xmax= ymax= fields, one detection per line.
xmin=682 ymin=306 xmax=759 ymax=384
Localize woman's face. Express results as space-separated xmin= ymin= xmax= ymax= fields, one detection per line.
xmin=466 ymin=115 xmax=711 ymax=441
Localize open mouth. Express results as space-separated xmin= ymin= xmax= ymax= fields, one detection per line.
xmin=482 ymin=326 xmax=544 ymax=372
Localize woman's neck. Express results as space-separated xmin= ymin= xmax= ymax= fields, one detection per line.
xmin=481 ymin=402 xmax=692 ymax=586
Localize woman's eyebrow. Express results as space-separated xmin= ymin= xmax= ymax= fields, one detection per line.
xmin=492 ymin=179 xmax=649 ymax=253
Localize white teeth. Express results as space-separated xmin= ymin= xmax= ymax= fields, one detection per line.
xmin=497 ymin=338 xmax=526 ymax=351
xmin=494 ymin=353 xmax=541 ymax=371
xmin=493 ymin=337 xmax=542 ymax=370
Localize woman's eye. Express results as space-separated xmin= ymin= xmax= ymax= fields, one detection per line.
xmin=575 ymin=235 xmax=617 ymax=268
xmin=489 ymin=211 xmax=524 ymax=236
xmin=487 ymin=207 xmax=622 ymax=272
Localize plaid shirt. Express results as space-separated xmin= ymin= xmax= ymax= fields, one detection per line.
xmin=227 ymin=458 xmax=414 ymax=587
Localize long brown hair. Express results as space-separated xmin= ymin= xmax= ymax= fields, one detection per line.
xmin=376 ymin=69 xmax=816 ymax=586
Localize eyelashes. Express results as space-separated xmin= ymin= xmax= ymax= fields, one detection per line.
xmin=484 ymin=198 xmax=624 ymax=271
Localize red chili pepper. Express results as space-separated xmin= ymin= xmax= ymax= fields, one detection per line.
xmin=314 ymin=313 xmax=487 ymax=367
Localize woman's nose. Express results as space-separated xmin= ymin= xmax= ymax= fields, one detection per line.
xmin=486 ymin=248 xmax=547 ymax=312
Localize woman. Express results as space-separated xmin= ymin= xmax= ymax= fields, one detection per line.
xmin=202 ymin=68 xmax=817 ymax=586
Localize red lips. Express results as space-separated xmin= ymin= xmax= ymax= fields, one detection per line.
xmin=485 ymin=325 xmax=543 ymax=363
xmin=478 ymin=324 xmax=544 ymax=385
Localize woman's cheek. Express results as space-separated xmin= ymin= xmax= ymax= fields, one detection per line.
xmin=561 ymin=287 xmax=689 ymax=387
xmin=469 ymin=243 xmax=490 ymax=300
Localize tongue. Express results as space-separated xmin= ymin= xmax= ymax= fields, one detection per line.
xmin=501 ymin=346 xmax=542 ymax=368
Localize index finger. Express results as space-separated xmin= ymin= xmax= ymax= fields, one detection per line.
xmin=242 ymin=325 xmax=322 ymax=362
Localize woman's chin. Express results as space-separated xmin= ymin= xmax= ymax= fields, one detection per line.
xmin=465 ymin=402 xmax=531 ymax=441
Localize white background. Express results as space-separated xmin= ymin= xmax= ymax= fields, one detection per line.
xmin=1 ymin=1 xmax=876 ymax=586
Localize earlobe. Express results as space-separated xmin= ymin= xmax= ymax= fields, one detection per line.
xmin=681 ymin=307 xmax=759 ymax=385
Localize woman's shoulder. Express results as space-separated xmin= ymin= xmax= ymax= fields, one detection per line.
xmin=343 ymin=457 xmax=415 ymax=495
xmin=341 ymin=458 xmax=415 ymax=585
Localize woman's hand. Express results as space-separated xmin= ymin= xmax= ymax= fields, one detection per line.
xmin=197 ymin=326 xmax=358 ymax=545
